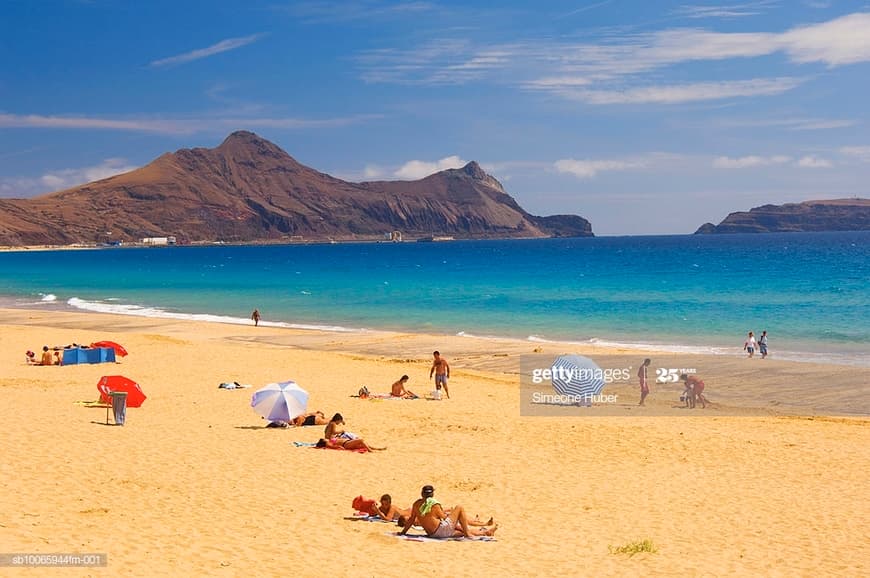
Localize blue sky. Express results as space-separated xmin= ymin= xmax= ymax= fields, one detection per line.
xmin=2 ymin=0 xmax=870 ymax=234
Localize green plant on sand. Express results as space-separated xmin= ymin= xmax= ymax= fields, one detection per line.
xmin=608 ymin=539 xmax=658 ymax=556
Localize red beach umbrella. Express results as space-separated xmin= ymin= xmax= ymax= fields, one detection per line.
xmin=91 ymin=341 xmax=128 ymax=357
xmin=97 ymin=375 xmax=147 ymax=408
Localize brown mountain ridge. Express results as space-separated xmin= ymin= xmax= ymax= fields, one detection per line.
xmin=695 ymin=198 xmax=870 ymax=234
xmin=0 ymin=131 xmax=592 ymax=245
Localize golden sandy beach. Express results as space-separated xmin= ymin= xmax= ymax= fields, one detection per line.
xmin=1 ymin=308 xmax=868 ymax=577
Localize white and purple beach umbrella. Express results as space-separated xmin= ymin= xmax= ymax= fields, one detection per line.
xmin=251 ymin=380 xmax=309 ymax=422
xmin=550 ymin=355 xmax=605 ymax=405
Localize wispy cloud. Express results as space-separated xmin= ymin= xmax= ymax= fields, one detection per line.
xmin=283 ymin=1 xmax=435 ymax=24
xmin=557 ymin=77 xmax=803 ymax=104
xmin=562 ymin=0 xmax=614 ymax=17
xmin=149 ymin=33 xmax=266 ymax=68
xmin=0 ymin=113 xmax=382 ymax=135
xmin=713 ymin=116 xmax=856 ymax=130
xmin=713 ymin=153 xmax=837 ymax=169
xmin=672 ymin=2 xmax=777 ymax=20
xmin=554 ymin=158 xmax=646 ymax=178
xmin=357 ymin=12 xmax=870 ymax=104
xmin=796 ymin=155 xmax=833 ymax=168
xmin=713 ymin=154 xmax=792 ymax=168
xmin=394 ymin=155 xmax=467 ymax=179
xmin=840 ymin=146 xmax=870 ymax=162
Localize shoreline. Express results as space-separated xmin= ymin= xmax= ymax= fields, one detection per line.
xmin=9 ymin=294 xmax=870 ymax=368
xmin=3 ymin=307 xmax=868 ymax=417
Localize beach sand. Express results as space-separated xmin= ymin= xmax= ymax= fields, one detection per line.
xmin=1 ymin=308 xmax=867 ymax=577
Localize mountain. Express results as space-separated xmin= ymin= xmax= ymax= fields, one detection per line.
xmin=0 ymin=131 xmax=592 ymax=245
xmin=695 ymin=198 xmax=870 ymax=234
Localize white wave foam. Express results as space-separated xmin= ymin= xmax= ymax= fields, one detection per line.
xmin=65 ymin=297 xmax=365 ymax=334
xmin=40 ymin=294 xmax=57 ymax=302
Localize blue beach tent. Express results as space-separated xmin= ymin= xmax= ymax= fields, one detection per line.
xmin=62 ymin=347 xmax=116 ymax=365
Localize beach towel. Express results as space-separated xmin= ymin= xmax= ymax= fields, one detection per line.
xmin=315 ymin=445 xmax=368 ymax=453
xmin=292 ymin=441 xmax=368 ymax=453
xmin=344 ymin=514 xmax=393 ymax=523
xmin=390 ymin=531 xmax=496 ymax=542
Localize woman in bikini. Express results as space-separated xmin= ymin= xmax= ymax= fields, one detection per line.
xmin=316 ymin=437 xmax=386 ymax=452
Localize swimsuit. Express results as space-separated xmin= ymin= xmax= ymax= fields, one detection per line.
xmin=430 ymin=517 xmax=455 ymax=539
xmin=435 ymin=374 xmax=448 ymax=387
xmin=303 ymin=415 xmax=316 ymax=426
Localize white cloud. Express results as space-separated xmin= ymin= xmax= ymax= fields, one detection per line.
xmin=715 ymin=116 xmax=856 ymax=130
xmin=0 ymin=113 xmax=381 ymax=135
xmin=672 ymin=4 xmax=768 ymax=19
xmin=713 ymin=155 xmax=792 ymax=168
xmin=780 ymin=13 xmax=870 ymax=66
xmin=357 ymin=12 xmax=870 ymax=105
xmin=39 ymin=158 xmax=140 ymax=191
xmin=554 ymin=158 xmax=645 ymax=178
xmin=840 ymin=146 xmax=870 ymax=162
xmin=149 ymin=33 xmax=266 ymax=68
xmin=563 ymin=77 xmax=803 ymax=104
xmin=394 ymin=155 xmax=467 ymax=179
xmin=796 ymin=155 xmax=833 ymax=168
xmin=0 ymin=159 xmax=139 ymax=198
xmin=363 ymin=164 xmax=385 ymax=179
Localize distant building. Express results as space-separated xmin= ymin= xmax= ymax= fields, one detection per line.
xmin=141 ymin=236 xmax=176 ymax=246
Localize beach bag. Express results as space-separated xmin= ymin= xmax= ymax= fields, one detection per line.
xmin=352 ymin=495 xmax=376 ymax=515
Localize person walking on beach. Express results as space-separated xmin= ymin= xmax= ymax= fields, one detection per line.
xmin=251 ymin=309 xmax=261 ymax=327
xmin=744 ymin=331 xmax=757 ymax=358
xmin=430 ymin=351 xmax=450 ymax=399
xmin=638 ymin=358 xmax=651 ymax=406
xmin=759 ymin=330 xmax=769 ymax=359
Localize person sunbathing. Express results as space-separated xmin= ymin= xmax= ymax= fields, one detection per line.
xmin=375 ymin=494 xmax=410 ymax=521
xmin=39 ymin=346 xmax=54 ymax=366
xmin=399 ymin=485 xmax=496 ymax=538
xmin=291 ymin=411 xmax=328 ymax=427
xmin=316 ymin=437 xmax=385 ymax=452
xmin=390 ymin=375 xmax=418 ymax=399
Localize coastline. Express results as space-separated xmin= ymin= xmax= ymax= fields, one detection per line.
xmin=1 ymin=308 xmax=868 ymax=576
xmin=3 ymin=307 xmax=868 ymax=416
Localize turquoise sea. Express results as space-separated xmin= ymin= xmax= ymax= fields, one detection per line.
xmin=1 ymin=232 xmax=868 ymax=366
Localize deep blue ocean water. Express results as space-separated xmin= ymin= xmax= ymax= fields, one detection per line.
xmin=1 ymin=232 xmax=867 ymax=365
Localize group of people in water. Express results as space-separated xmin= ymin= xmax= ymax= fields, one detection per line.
xmin=744 ymin=330 xmax=769 ymax=358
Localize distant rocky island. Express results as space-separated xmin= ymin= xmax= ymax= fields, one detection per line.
xmin=695 ymin=198 xmax=870 ymax=234
xmin=0 ymin=131 xmax=593 ymax=246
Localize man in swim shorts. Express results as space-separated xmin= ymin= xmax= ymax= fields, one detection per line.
xmin=399 ymin=485 xmax=496 ymax=538
xmin=430 ymin=351 xmax=450 ymax=398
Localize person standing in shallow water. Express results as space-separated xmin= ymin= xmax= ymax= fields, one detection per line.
xmin=638 ymin=358 xmax=651 ymax=406
xmin=744 ymin=331 xmax=756 ymax=358
xmin=251 ymin=309 xmax=260 ymax=327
